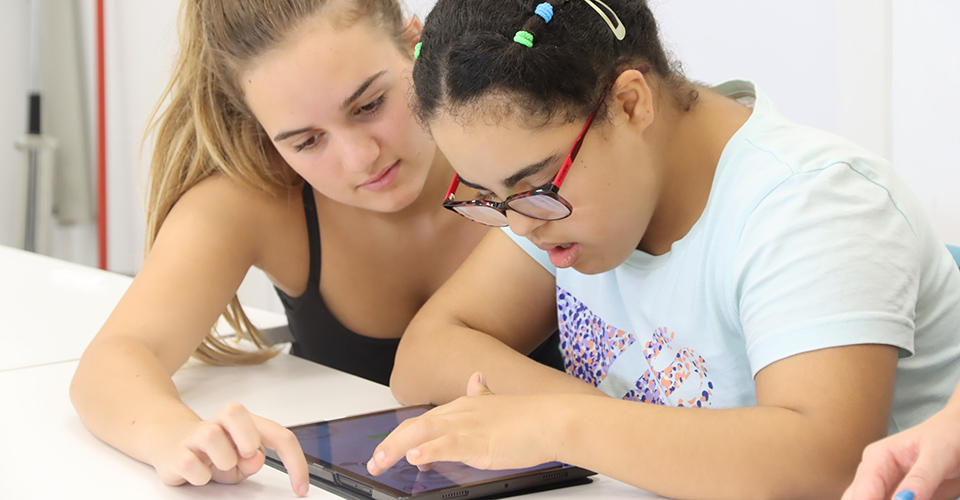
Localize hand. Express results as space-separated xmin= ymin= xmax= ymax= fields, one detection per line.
xmin=367 ymin=372 xmax=561 ymax=475
xmin=842 ymin=407 xmax=960 ymax=500
xmin=150 ymin=402 xmax=309 ymax=496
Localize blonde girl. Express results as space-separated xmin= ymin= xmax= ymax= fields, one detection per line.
xmin=71 ymin=0 xmax=560 ymax=495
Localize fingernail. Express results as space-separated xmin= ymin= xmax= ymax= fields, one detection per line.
xmin=367 ymin=451 xmax=385 ymax=473
xmin=298 ymin=481 xmax=309 ymax=496
xmin=408 ymin=449 xmax=420 ymax=461
xmin=894 ymin=491 xmax=915 ymax=500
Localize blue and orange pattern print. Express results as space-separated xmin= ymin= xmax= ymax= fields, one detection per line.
xmin=624 ymin=327 xmax=714 ymax=407
xmin=556 ymin=287 xmax=714 ymax=408
xmin=557 ymin=288 xmax=636 ymax=386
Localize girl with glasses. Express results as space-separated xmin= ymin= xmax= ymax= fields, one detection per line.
xmin=369 ymin=0 xmax=960 ymax=498
xmin=69 ymin=0 xmax=565 ymax=495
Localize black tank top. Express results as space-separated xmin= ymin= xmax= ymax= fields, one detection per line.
xmin=276 ymin=185 xmax=564 ymax=386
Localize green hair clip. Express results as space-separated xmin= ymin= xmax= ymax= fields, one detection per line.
xmin=414 ymin=42 xmax=422 ymax=59
xmin=513 ymin=30 xmax=534 ymax=48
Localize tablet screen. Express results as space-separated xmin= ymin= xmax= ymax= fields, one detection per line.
xmin=291 ymin=405 xmax=573 ymax=497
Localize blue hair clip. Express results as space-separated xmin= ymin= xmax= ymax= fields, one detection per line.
xmin=534 ymin=3 xmax=553 ymax=23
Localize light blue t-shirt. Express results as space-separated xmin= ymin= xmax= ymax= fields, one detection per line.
xmin=505 ymin=80 xmax=960 ymax=433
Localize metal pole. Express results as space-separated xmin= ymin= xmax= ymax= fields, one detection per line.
xmin=24 ymin=0 xmax=43 ymax=252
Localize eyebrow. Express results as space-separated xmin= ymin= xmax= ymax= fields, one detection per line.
xmin=341 ymin=70 xmax=387 ymax=110
xmin=458 ymin=154 xmax=561 ymax=192
xmin=271 ymin=70 xmax=388 ymax=143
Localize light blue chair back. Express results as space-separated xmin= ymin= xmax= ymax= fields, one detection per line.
xmin=948 ymin=245 xmax=960 ymax=269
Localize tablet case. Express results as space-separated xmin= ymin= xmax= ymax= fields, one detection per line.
xmin=265 ymin=453 xmax=594 ymax=500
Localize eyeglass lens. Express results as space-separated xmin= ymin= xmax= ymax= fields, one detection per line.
xmin=507 ymin=195 xmax=570 ymax=220
xmin=452 ymin=205 xmax=509 ymax=226
xmin=451 ymin=193 xmax=571 ymax=227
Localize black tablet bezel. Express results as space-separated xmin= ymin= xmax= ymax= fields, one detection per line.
xmin=267 ymin=405 xmax=595 ymax=500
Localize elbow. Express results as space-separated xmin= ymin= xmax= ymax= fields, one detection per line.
xmin=69 ymin=349 xmax=93 ymax=417
xmin=748 ymin=449 xmax=862 ymax=500
xmin=389 ymin=319 xmax=432 ymax=405
xmin=388 ymin=353 xmax=418 ymax=405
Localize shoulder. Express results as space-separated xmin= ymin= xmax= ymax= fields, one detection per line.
xmin=163 ymin=174 xmax=305 ymax=266
xmin=711 ymin=85 xmax=915 ymax=239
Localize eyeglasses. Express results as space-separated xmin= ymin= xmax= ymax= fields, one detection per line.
xmin=442 ymin=66 xmax=652 ymax=227
xmin=441 ymin=94 xmax=604 ymax=227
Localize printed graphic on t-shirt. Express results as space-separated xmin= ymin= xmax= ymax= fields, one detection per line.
xmin=557 ymin=287 xmax=636 ymax=386
xmin=624 ymin=327 xmax=714 ymax=407
xmin=557 ymin=287 xmax=714 ymax=407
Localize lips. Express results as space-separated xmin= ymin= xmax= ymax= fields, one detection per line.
xmin=531 ymin=239 xmax=580 ymax=269
xmin=547 ymin=242 xmax=580 ymax=269
xmin=358 ymin=161 xmax=400 ymax=191
xmin=533 ymin=240 xmax=574 ymax=252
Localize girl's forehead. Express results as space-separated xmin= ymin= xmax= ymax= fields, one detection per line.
xmin=430 ymin=113 xmax=575 ymax=186
xmin=241 ymin=20 xmax=404 ymax=119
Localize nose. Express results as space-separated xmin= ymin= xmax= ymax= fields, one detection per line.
xmin=505 ymin=210 xmax=548 ymax=237
xmin=337 ymin=129 xmax=380 ymax=173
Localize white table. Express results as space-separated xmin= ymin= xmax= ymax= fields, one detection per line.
xmin=0 ymin=355 xmax=662 ymax=499
xmin=0 ymin=245 xmax=288 ymax=371
xmin=0 ymin=247 xmax=665 ymax=499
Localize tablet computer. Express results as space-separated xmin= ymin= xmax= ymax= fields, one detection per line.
xmin=265 ymin=405 xmax=595 ymax=500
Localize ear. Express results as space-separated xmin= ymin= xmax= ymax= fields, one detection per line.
xmin=401 ymin=16 xmax=422 ymax=57
xmin=610 ymin=68 xmax=655 ymax=133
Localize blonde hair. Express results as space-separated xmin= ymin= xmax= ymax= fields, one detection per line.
xmin=143 ymin=0 xmax=406 ymax=365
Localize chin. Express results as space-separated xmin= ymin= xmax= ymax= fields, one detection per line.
xmin=572 ymin=262 xmax=613 ymax=275
xmin=571 ymin=251 xmax=624 ymax=275
xmin=371 ymin=188 xmax=420 ymax=213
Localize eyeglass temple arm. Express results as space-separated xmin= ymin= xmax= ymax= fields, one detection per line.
xmin=553 ymin=111 xmax=597 ymax=187
xmin=444 ymin=175 xmax=461 ymax=201
xmin=553 ymin=66 xmax=651 ymax=188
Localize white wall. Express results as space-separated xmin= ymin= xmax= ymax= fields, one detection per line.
xmin=891 ymin=0 xmax=960 ymax=245
xmin=653 ymin=0 xmax=843 ymax=135
xmin=1 ymin=0 xmax=956 ymax=312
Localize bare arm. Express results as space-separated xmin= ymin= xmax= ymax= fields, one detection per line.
xmin=69 ymin=177 xmax=308 ymax=494
xmin=390 ymin=229 xmax=605 ymax=405
xmin=375 ymin=343 xmax=898 ymax=500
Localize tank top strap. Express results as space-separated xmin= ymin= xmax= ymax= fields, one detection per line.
xmin=300 ymin=184 xmax=322 ymax=287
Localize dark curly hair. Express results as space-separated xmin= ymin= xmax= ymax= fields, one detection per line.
xmin=412 ymin=0 xmax=697 ymax=127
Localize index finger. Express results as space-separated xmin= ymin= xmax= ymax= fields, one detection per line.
xmin=252 ymin=415 xmax=310 ymax=496
xmin=367 ymin=416 xmax=436 ymax=476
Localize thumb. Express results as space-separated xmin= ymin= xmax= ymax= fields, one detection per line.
xmin=466 ymin=372 xmax=494 ymax=397
xmin=894 ymin=445 xmax=959 ymax=500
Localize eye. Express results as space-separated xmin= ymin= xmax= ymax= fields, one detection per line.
xmin=294 ymin=133 xmax=323 ymax=152
xmin=475 ymin=191 xmax=498 ymax=202
xmin=354 ymin=94 xmax=385 ymax=116
xmin=532 ymin=181 xmax=553 ymax=192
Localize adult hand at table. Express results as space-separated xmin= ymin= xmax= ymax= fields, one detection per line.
xmin=366 ymin=372 xmax=560 ymax=475
xmin=841 ymin=406 xmax=960 ymax=500
xmin=151 ymin=402 xmax=310 ymax=496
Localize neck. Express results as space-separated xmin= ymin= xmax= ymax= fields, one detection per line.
xmin=638 ymin=86 xmax=751 ymax=255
